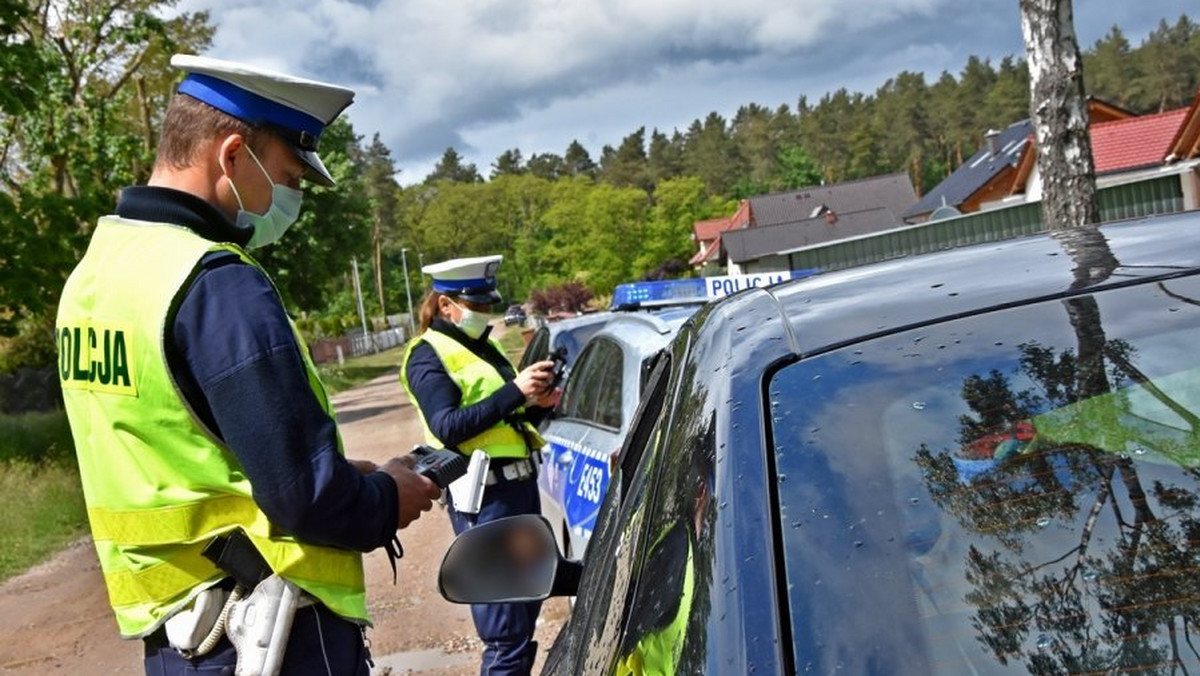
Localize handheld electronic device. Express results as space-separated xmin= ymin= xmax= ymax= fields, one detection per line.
xmin=548 ymin=347 xmax=568 ymax=389
xmin=409 ymin=445 xmax=471 ymax=488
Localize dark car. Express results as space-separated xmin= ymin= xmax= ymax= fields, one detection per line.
xmin=504 ymin=304 xmax=528 ymax=326
xmin=442 ymin=212 xmax=1200 ymax=675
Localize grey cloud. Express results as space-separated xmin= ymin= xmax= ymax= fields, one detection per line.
xmin=303 ymin=45 xmax=386 ymax=90
xmin=183 ymin=0 xmax=1198 ymax=179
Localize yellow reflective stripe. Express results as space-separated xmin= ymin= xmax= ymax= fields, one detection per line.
xmin=103 ymin=543 xmax=220 ymax=608
xmin=88 ymin=495 xmax=263 ymax=546
xmin=101 ymin=536 xmax=365 ymax=612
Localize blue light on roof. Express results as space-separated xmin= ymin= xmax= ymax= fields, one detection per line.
xmin=611 ymin=271 xmax=819 ymax=310
xmin=611 ymin=279 xmax=708 ymax=308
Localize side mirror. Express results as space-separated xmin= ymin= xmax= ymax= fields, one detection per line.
xmin=438 ymin=514 xmax=582 ymax=603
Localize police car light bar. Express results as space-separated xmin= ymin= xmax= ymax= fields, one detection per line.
xmin=610 ymin=270 xmax=818 ymax=311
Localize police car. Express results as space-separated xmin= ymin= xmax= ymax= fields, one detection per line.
xmin=518 ymin=312 xmax=613 ymax=375
xmin=537 ymin=303 xmax=699 ymax=559
xmin=441 ymin=211 xmax=1200 ymax=674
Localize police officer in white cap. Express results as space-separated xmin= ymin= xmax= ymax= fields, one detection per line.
xmin=400 ymin=255 xmax=556 ymax=676
xmin=56 ymin=55 xmax=440 ymax=676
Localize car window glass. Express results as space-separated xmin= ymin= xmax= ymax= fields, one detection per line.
xmin=543 ymin=337 xmax=681 ymax=674
xmin=594 ymin=341 xmax=624 ymax=429
xmin=519 ymin=328 xmax=548 ymax=370
xmin=559 ymin=323 xmax=606 ymax=370
xmin=559 ymin=341 xmax=601 ymax=421
xmin=562 ymin=339 xmax=621 ymax=426
xmin=769 ymin=276 xmax=1200 ymax=674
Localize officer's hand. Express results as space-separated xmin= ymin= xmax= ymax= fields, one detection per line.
xmin=379 ymin=457 xmax=440 ymax=529
xmin=529 ymin=387 xmax=561 ymax=409
xmin=514 ymin=361 xmax=554 ymax=401
xmin=347 ymin=458 xmax=378 ymax=474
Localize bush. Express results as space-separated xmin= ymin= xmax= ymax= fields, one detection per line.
xmin=0 ymin=411 xmax=75 ymax=464
xmin=0 ymin=313 xmax=58 ymax=374
xmin=529 ymin=282 xmax=594 ymax=315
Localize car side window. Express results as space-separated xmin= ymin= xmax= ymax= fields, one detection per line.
xmin=519 ymin=328 xmax=548 ymax=370
xmin=612 ymin=363 xmax=714 ymax=675
xmin=769 ymin=277 xmax=1200 ymax=674
xmin=558 ymin=341 xmax=600 ymax=420
xmin=593 ymin=342 xmax=624 ymax=429
xmin=560 ymin=338 xmax=622 ymax=428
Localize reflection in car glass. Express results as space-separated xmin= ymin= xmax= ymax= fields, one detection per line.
xmin=770 ymin=278 xmax=1200 ymax=674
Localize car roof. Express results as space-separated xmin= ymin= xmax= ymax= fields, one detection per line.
xmin=605 ymin=305 xmax=699 ymax=334
xmin=753 ymin=213 xmax=1200 ymax=357
xmin=543 ymin=312 xmax=614 ymax=337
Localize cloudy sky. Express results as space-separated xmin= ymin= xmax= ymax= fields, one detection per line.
xmin=175 ymin=0 xmax=1195 ymax=184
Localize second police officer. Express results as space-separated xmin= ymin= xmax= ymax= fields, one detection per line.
xmin=400 ymin=255 xmax=556 ymax=676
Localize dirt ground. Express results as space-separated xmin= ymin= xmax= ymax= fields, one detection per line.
xmin=0 ymin=364 xmax=568 ymax=675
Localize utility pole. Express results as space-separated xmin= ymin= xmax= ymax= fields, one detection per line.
xmin=351 ymin=256 xmax=370 ymax=352
xmin=417 ymin=251 xmax=426 ymax=294
xmin=401 ymin=248 xmax=416 ymax=335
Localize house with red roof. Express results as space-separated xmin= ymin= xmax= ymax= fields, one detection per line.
xmin=972 ymin=91 xmax=1200 ymax=214
xmin=904 ymin=98 xmax=1138 ymax=223
xmin=689 ymin=201 xmax=750 ymax=271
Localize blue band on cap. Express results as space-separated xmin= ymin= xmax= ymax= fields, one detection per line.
xmin=178 ymin=73 xmax=324 ymax=140
xmin=433 ymin=277 xmax=493 ymax=294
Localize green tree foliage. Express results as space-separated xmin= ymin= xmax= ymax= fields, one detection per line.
xmin=562 ymin=140 xmax=596 ymax=178
xmin=683 ymin=112 xmax=742 ymax=196
xmin=598 ymin=127 xmax=651 ymax=191
xmin=635 ymin=177 xmax=731 ymax=275
xmin=776 ymin=145 xmax=823 ymax=191
xmin=525 ymin=152 xmax=565 ymax=181
xmin=253 ymin=118 xmax=374 ymax=314
xmin=491 ymin=148 xmax=525 ymax=178
xmin=426 ymin=147 xmax=482 ymax=183
xmin=0 ymin=0 xmax=211 ymax=363
xmin=361 ymin=133 xmax=399 ymax=316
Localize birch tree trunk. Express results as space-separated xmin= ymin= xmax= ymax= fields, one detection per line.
xmin=1019 ymin=0 xmax=1099 ymax=231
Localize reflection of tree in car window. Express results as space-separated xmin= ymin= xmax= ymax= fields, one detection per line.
xmin=914 ymin=295 xmax=1200 ymax=673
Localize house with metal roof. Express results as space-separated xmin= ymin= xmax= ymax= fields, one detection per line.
xmin=903 ymin=98 xmax=1138 ymax=223
xmin=690 ymin=173 xmax=917 ymax=274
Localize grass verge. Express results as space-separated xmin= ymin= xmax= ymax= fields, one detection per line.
xmin=317 ymin=345 xmax=406 ymax=394
xmin=0 ymin=460 xmax=88 ymax=580
xmin=0 ymin=409 xmax=88 ymax=581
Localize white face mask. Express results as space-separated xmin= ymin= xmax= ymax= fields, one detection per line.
xmin=223 ymin=145 xmax=303 ymax=249
xmin=452 ymin=301 xmax=491 ymax=339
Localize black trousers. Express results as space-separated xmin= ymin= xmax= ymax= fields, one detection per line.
xmin=143 ymin=603 xmax=370 ymax=676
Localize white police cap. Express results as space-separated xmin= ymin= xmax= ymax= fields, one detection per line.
xmin=170 ymin=54 xmax=355 ymax=187
xmin=423 ymin=255 xmax=504 ymax=305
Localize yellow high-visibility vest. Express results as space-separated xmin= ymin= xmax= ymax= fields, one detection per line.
xmin=400 ymin=328 xmax=543 ymax=458
xmin=57 ymin=217 xmax=368 ymax=638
